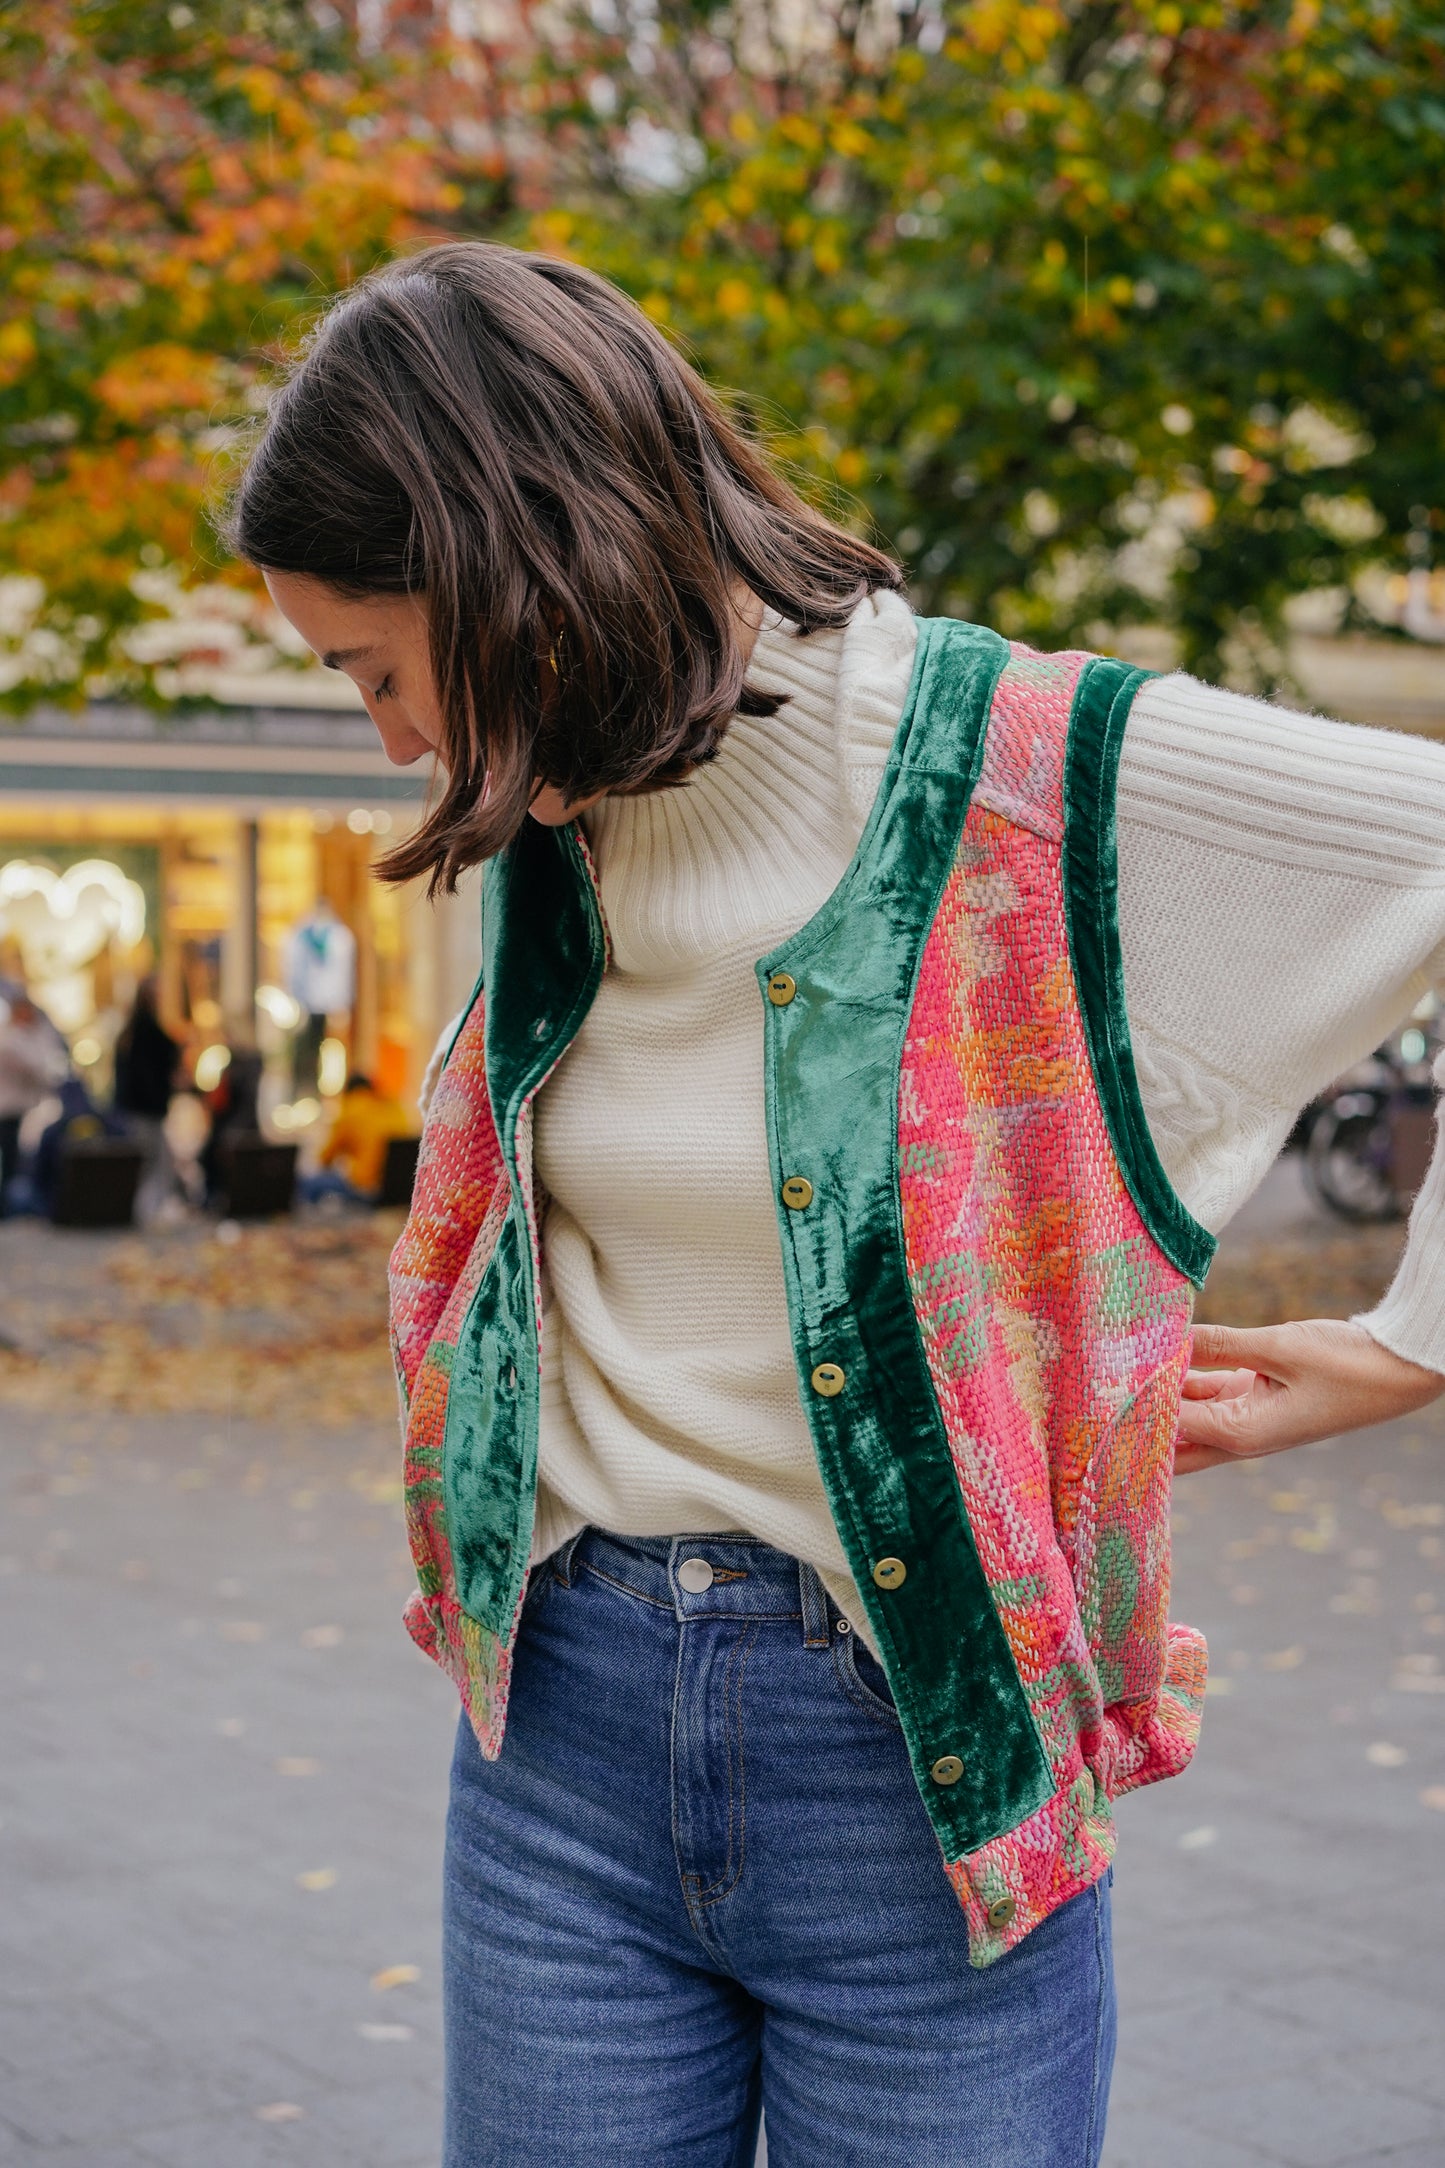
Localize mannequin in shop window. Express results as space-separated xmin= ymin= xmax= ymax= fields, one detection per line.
xmin=285 ymin=897 xmax=356 ymax=1096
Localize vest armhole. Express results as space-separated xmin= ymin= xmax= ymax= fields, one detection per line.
xmin=1062 ymin=658 xmax=1217 ymax=1288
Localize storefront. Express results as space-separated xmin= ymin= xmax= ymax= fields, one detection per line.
xmin=0 ymin=698 xmax=481 ymax=1129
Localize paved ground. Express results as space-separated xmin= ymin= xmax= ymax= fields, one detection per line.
xmin=3 ymin=1201 xmax=1445 ymax=2166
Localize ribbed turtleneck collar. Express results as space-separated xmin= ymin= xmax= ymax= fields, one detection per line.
xmin=581 ymin=590 xmax=917 ymax=979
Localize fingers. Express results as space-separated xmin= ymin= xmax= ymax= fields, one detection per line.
xmin=1175 ymin=1395 xmax=1253 ymax=1451
xmin=1174 ymin=1442 xmax=1233 ymax=1474
xmin=1189 ymin=1321 xmax=1288 ymax=1373
xmin=1182 ymin=1364 xmax=1256 ymax=1403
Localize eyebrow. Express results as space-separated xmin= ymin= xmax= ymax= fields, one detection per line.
xmin=321 ymin=644 xmax=378 ymax=671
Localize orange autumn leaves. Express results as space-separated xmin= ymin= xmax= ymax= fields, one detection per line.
xmin=0 ymin=2 xmax=480 ymax=698
xmin=2 ymin=0 xmax=1443 ymax=702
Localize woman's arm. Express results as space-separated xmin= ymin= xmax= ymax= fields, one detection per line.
xmin=1177 ymin=1319 xmax=1444 ymax=1472
xmin=1116 ymin=673 xmax=1445 ymax=1456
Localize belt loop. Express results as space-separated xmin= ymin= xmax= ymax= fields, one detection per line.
xmin=551 ymin=1527 xmax=587 ymax=1588
xmin=798 ymin=1561 xmax=831 ymax=1648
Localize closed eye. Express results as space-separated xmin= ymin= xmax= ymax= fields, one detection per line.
xmin=373 ymin=675 xmax=396 ymax=702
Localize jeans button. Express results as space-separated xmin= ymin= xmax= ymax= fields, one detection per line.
xmin=677 ymin=1557 xmax=715 ymax=1593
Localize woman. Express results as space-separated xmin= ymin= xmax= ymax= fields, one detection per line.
xmin=228 ymin=242 xmax=1445 ymax=2167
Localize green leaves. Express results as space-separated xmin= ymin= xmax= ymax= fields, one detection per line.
xmin=2 ymin=0 xmax=1441 ymax=701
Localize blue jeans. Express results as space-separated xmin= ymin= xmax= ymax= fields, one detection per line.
xmin=443 ymin=1530 xmax=1115 ymax=2168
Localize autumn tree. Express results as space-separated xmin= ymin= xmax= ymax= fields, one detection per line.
xmin=546 ymin=0 xmax=1445 ymax=678
xmin=0 ymin=0 xmax=534 ymax=702
xmin=2 ymin=0 xmax=1442 ymax=699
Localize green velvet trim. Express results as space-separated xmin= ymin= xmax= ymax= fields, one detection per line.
xmin=1062 ymin=658 xmax=1217 ymax=1288
xmin=758 ymin=616 xmax=1054 ymax=1859
xmin=440 ymin=818 xmax=606 ymax=1638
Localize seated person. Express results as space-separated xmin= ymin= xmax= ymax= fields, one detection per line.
xmin=301 ymin=1072 xmax=412 ymax=1204
xmin=22 ymin=1076 xmax=127 ymax=1216
xmin=198 ymin=1044 xmax=265 ymax=1207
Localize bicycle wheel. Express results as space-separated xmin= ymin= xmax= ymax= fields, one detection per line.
xmin=1303 ymin=1095 xmax=1401 ymax=1222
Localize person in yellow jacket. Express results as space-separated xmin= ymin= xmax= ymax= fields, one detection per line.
xmin=303 ymin=1072 xmax=412 ymax=1203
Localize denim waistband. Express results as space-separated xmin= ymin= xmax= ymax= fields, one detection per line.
xmin=549 ymin=1527 xmax=836 ymax=1649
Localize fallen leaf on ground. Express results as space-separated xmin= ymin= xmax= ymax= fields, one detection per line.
xmin=219 ymin=1620 xmax=265 ymax=1643
xmin=1366 ymin=1743 xmax=1408 ymax=1767
xmin=1260 ymin=1647 xmax=1306 ymax=1671
xmin=1421 ymin=1787 xmax=1445 ymax=1812
xmin=296 ymin=1868 xmax=337 ymax=1891
xmin=1178 ymin=1826 xmax=1218 ymax=1851
xmin=254 ymin=2102 xmax=305 ymax=2123
xmin=371 ymin=1963 xmax=420 ymax=1991
xmin=301 ymin=1625 xmax=344 ymax=1648
xmin=274 ymin=1757 xmax=321 ymax=1777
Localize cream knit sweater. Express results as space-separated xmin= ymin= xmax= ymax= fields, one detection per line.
xmin=522 ymin=594 xmax=1445 ymax=1631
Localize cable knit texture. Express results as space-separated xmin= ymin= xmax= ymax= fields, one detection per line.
xmin=525 ymin=599 xmax=1445 ymax=1641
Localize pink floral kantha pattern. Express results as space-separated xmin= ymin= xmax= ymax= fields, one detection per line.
xmin=900 ymin=644 xmax=1206 ymax=1957
xmin=389 ymin=996 xmax=519 ymax=1754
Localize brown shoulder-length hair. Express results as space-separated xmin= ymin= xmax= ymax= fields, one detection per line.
xmin=221 ymin=241 xmax=902 ymax=891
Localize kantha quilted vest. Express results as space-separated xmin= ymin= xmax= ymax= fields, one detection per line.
xmin=389 ymin=618 xmax=1217 ymax=1967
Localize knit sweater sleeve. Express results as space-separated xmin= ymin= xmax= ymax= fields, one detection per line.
xmin=1115 ymin=671 xmax=1445 ymax=1375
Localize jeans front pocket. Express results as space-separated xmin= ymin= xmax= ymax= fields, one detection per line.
xmin=831 ymin=1622 xmax=902 ymax=1727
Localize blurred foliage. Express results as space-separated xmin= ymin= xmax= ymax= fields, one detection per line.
xmin=555 ymin=0 xmax=1445 ymax=676
xmin=1 ymin=0 xmax=1443 ymax=702
xmin=0 ymin=0 xmax=506 ymax=701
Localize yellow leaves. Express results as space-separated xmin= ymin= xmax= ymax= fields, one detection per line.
xmin=640 ymin=292 xmax=671 ymax=324
xmin=225 ymin=64 xmax=285 ymax=115
xmin=715 ymin=277 xmax=755 ymax=321
xmin=0 ymin=318 xmax=37 ymax=388
xmin=835 ymin=447 xmax=867 ymax=486
xmin=1161 ymin=165 xmax=1209 ymax=211
xmin=92 ymin=344 xmax=229 ymax=425
xmin=0 ymin=1218 xmax=401 ymax=1427
xmin=777 ymin=115 xmax=821 ymax=151
xmin=1042 ymin=239 xmax=1067 ymax=269
xmin=829 ymin=120 xmax=873 ymax=161
xmin=371 ymin=1964 xmax=420 ymax=1991
xmin=531 ymin=210 xmax=576 ymax=254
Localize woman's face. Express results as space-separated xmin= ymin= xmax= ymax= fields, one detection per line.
xmin=262 ymin=570 xmax=597 ymax=826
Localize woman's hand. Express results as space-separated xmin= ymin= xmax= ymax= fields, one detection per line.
xmin=1177 ymin=1318 xmax=1444 ymax=1473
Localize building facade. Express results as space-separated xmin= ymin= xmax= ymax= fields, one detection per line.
xmin=0 ymin=700 xmax=480 ymax=1123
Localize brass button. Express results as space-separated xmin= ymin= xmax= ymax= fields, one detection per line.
xmin=810 ymin=1362 xmax=845 ymax=1398
xmin=871 ymin=1556 xmax=907 ymax=1591
xmin=781 ymin=1176 xmax=814 ymax=1210
xmin=985 ymin=1895 xmax=1017 ymax=1932
xmin=767 ymin=971 xmax=797 ymax=1006
xmin=930 ymin=1753 xmax=965 ymax=1787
